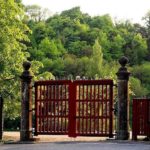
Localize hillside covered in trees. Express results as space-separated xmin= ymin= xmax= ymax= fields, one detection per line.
xmin=1 ymin=0 xmax=150 ymax=122
xmin=26 ymin=6 xmax=150 ymax=96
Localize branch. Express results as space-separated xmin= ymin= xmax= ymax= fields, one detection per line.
xmin=0 ymin=77 xmax=16 ymax=82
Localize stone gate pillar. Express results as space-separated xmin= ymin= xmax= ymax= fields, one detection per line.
xmin=20 ymin=61 xmax=33 ymax=141
xmin=116 ymin=56 xmax=130 ymax=140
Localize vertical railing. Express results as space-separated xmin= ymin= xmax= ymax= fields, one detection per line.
xmin=34 ymin=84 xmax=38 ymax=136
xmin=109 ymin=83 xmax=114 ymax=138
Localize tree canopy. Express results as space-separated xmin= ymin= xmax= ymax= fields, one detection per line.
xmin=1 ymin=2 xmax=150 ymax=120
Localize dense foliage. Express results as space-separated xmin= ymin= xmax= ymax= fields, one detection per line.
xmin=0 ymin=0 xmax=30 ymax=118
xmin=1 ymin=1 xmax=150 ymax=123
xmin=26 ymin=6 xmax=150 ymax=97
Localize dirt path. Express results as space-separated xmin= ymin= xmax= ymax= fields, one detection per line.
xmin=3 ymin=132 xmax=107 ymax=142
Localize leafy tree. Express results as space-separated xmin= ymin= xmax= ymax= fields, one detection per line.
xmin=63 ymin=54 xmax=78 ymax=77
xmin=116 ymin=21 xmax=147 ymax=65
xmin=38 ymin=37 xmax=60 ymax=59
xmin=129 ymin=77 xmax=148 ymax=97
xmin=61 ymin=7 xmax=83 ymax=20
xmin=89 ymin=14 xmax=114 ymax=30
xmin=0 ymin=0 xmax=30 ymax=118
xmin=25 ymin=5 xmax=51 ymax=22
xmin=50 ymin=58 xmax=65 ymax=77
xmin=68 ymin=41 xmax=88 ymax=56
xmin=100 ymin=61 xmax=119 ymax=80
xmin=31 ymin=22 xmax=48 ymax=45
xmin=76 ymin=57 xmax=91 ymax=77
xmin=37 ymin=71 xmax=55 ymax=80
xmin=98 ymin=31 xmax=111 ymax=60
xmin=28 ymin=47 xmax=45 ymax=61
xmin=142 ymin=10 xmax=150 ymax=60
xmin=124 ymin=33 xmax=147 ymax=65
xmin=132 ymin=63 xmax=150 ymax=95
xmin=88 ymin=39 xmax=103 ymax=77
xmin=75 ymin=19 xmax=89 ymax=32
xmin=40 ymin=58 xmax=53 ymax=71
xmin=133 ymin=23 xmax=147 ymax=38
xmin=25 ymin=6 xmax=150 ymax=100
xmin=79 ymin=28 xmax=100 ymax=45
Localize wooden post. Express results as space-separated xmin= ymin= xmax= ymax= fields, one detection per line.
xmin=116 ymin=56 xmax=130 ymax=140
xmin=20 ymin=61 xmax=33 ymax=141
xmin=0 ymin=95 xmax=3 ymax=140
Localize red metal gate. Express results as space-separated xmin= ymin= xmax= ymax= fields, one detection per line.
xmin=34 ymin=79 xmax=114 ymax=138
xmin=34 ymin=80 xmax=71 ymax=135
xmin=132 ymin=98 xmax=150 ymax=140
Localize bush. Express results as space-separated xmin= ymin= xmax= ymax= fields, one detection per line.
xmin=4 ymin=117 xmax=20 ymax=131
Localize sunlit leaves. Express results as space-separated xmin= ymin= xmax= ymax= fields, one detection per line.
xmin=0 ymin=0 xmax=30 ymax=118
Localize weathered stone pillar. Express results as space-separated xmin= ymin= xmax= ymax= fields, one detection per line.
xmin=116 ymin=56 xmax=130 ymax=140
xmin=20 ymin=61 xmax=33 ymax=141
xmin=0 ymin=95 xmax=3 ymax=140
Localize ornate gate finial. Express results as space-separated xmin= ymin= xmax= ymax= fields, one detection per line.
xmin=116 ymin=56 xmax=130 ymax=80
xmin=119 ymin=56 xmax=128 ymax=68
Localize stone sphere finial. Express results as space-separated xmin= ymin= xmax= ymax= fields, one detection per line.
xmin=23 ymin=61 xmax=31 ymax=71
xmin=119 ymin=56 xmax=129 ymax=67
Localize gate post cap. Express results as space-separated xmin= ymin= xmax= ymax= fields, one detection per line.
xmin=119 ymin=56 xmax=129 ymax=68
xmin=23 ymin=61 xmax=31 ymax=71
xmin=20 ymin=61 xmax=33 ymax=82
xmin=116 ymin=56 xmax=130 ymax=80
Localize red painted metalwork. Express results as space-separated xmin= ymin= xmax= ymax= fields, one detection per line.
xmin=34 ymin=80 xmax=72 ymax=135
xmin=132 ymin=98 xmax=150 ymax=140
xmin=68 ymin=81 xmax=77 ymax=137
xmin=34 ymin=79 xmax=114 ymax=138
xmin=73 ymin=80 xmax=114 ymax=137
